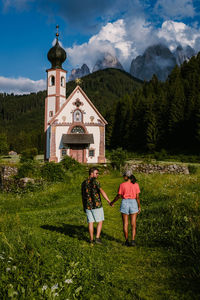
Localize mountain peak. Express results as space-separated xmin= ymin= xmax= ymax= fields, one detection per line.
xmin=130 ymin=43 xmax=195 ymax=81
xmin=92 ymin=52 xmax=124 ymax=72
xmin=69 ymin=64 xmax=90 ymax=81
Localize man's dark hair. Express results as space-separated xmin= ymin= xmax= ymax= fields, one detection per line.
xmin=89 ymin=167 xmax=99 ymax=175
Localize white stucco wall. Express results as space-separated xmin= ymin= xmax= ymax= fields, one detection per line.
xmin=47 ymin=96 xmax=56 ymax=124
xmin=55 ymin=89 xmax=101 ymax=124
xmin=55 ymin=125 xmax=70 ymax=162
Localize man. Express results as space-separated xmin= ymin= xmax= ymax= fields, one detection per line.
xmin=81 ymin=167 xmax=111 ymax=244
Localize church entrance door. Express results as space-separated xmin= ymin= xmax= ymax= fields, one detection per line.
xmin=70 ymin=145 xmax=85 ymax=163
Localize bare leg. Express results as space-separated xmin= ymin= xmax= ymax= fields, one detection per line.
xmin=96 ymin=221 xmax=103 ymax=238
xmin=130 ymin=213 xmax=137 ymax=240
xmin=88 ymin=222 xmax=94 ymax=241
xmin=121 ymin=213 xmax=129 ymax=240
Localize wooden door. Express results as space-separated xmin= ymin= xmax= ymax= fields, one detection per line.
xmin=70 ymin=145 xmax=84 ymax=163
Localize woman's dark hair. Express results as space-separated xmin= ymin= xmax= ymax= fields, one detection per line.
xmin=130 ymin=174 xmax=137 ymax=184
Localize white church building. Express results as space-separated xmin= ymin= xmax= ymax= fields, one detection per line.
xmin=44 ymin=29 xmax=107 ymax=163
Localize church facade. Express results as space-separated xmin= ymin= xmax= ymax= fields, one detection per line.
xmin=44 ymin=30 xmax=107 ymax=163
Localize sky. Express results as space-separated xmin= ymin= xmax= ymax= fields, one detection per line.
xmin=0 ymin=0 xmax=200 ymax=94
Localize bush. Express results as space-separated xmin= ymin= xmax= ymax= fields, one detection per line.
xmin=20 ymin=148 xmax=38 ymax=163
xmin=61 ymin=155 xmax=83 ymax=171
xmin=17 ymin=161 xmax=40 ymax=178
xmin=188 ymin=165 xmax=198 ymax=174
xmin=41 ymin=162 xmax=66 ymax=182
xmin=108 ymin=148 xmax=127 ymax=170
xmin=154 ymin=149 xmax=168 ymax=161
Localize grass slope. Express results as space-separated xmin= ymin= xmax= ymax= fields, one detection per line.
xmin=0 ymin=171 xmax=199 ymax=299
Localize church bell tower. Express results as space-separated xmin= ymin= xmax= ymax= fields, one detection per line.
xmin=44 ymin=25 xmax=67 ymax=161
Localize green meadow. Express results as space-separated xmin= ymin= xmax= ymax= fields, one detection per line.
xmin=0 ymin=170 xmax=199 ymax=299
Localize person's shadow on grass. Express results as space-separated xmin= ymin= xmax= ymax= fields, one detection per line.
xmin=41 ymin=223 xmax=122 ymax=244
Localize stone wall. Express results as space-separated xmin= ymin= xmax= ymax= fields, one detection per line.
xmin=124 ymin=162 xmax=189 ymax=174
xmin=0 ymin=165 xmax=18 ymax=191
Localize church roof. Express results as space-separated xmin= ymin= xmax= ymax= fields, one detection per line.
xmin=62 ymin=134 xmax=94 ymax=144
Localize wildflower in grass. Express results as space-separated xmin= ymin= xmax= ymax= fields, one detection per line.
xmin=51 ymin=283 xmax=58 ymax=291
xmin=54 ymin=293 xmax=59 ymax=297
xmin=0 ymin=255 xmax=4 ymax=259
xmin=12 ymin=266 xmax=17 ymax=271
xmin=6 ymin=267 xmax=11 ymax=272
xmin=64 ymin=279 xmax=73 ymax=284
xmin=42 ymin=284 xmax=48 ymax=291
xmin=9 ymin=257 xmax=13 ymax=260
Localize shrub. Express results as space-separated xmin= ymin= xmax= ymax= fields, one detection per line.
xmin=188 ymin=164 xmax=198 ymax=174
xmin=41 ymin=162 xmax=65 ymax=182
xmin=154 ymin=149 xmax=168 ymax=161
xmin=61 ymin=155 xmax=82 ymax=171
xmin=17 ymin=161 xmax=40 ymax=178
xmin=20 ymin=148 xmax=38 ymax=163
xmin=108 ymin=148 xmax=127 ymax=170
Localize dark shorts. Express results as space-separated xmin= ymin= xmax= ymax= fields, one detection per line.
xmin=120 ymin=199 xmax=138 ymax=215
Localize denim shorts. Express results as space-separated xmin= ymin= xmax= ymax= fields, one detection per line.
xmin=120 ymin=199 xmax=139 ymax=215
xmin=85 ymin=207 xmax=105 ymax=223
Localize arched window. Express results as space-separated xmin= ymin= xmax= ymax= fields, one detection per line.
xmin=71 ymin=126 xmax=85 ymax=134
xmin=61 ymin=76 xmax=65 ymax=87
xmin=50 ymin=75 xmax=55 ymax=86
xmin=74 ymin=110 xmax=82 ymax=122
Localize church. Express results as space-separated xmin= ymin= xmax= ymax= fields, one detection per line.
xmin=44 ymin=29 xmax=107 ymax=163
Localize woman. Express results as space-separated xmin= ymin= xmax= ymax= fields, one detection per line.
xmin=110 ymin=170 xmax=141 ymax=246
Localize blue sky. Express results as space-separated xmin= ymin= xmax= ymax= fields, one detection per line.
xmin=0 ymin=0 xmax=200 ymax=94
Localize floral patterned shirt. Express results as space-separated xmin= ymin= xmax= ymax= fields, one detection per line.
xmin=81 ymin=177 xmax=102 ymax=211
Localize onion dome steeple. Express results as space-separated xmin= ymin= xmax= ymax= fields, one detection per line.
xmin=47 ymin=25 xmax=67 ymax=69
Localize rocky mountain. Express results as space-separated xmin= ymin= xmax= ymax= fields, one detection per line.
xmin=130 ymin=44 xmax=177 ymax=81
xmin=130 ymin=44 xmax=196 ymax=81
xmin=69 ymin=44 xmax=196 ymax=82
xmin=174 ymin=45 xmax=195 ymax=66
xmin=69 ymin=64 xmax=90 ymax=81
xmin=92 ymin=52 xmax=123 ymax=72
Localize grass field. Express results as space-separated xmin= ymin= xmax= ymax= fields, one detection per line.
xmin=0 ymin=170 xmax=199 ymax=299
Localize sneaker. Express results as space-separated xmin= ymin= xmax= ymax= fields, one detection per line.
xmin=124 ymin=240 xmax=129 ymax=247
xmin=95 ymin=238 xmax=103 ymax=245
xmin=130 ymin=240 xmax=136 ymax=246
xmin=89 ymin=240 xmax=94 ymax=246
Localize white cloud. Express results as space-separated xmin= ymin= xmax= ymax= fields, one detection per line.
xmin=2 ymin=0 xmax=32 ymax=12
xmin=154 ymin=0 xmax=195 ymax=19
xmin=157 ymin=20 xmax=200 ymax=51
xmin=0 ymin=76 xmax=46 ymax=95
xmin=67 ymin=18 xmax=153 ymax=71
xmin=66 ymin=18 xmax=200 ymax=72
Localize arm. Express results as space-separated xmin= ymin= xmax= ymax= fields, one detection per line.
xmin=136 ymin=193 xmax=141 ymax=214
xmin=99 ymin=188 xmax=111 ymax=205
xmin=110 ymin=194 xmax=121 ymax=206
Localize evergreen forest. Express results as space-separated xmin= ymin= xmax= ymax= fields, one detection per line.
xmin=0 ymin=53 xmax=200 ymax=155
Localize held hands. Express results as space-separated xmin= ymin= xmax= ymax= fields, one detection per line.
xmin=107 ymin=200 xmax=114 ymax=207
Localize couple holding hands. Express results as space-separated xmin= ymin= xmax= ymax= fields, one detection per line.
xmin=81 ymin=167 xmax=141 ymax=246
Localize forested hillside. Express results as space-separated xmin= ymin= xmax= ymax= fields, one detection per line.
xmin=0 ymin=55 xmax=200 ymax=155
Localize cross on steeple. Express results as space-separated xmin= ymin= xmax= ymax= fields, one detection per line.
xmin=56 ymin=25 xmax=59 ymax=40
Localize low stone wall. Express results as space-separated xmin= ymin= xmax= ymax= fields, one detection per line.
xmin=0 ymin=165 xmax=18 ymax=191
xmin=124 ymin=162 xmax=189 ymax=174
